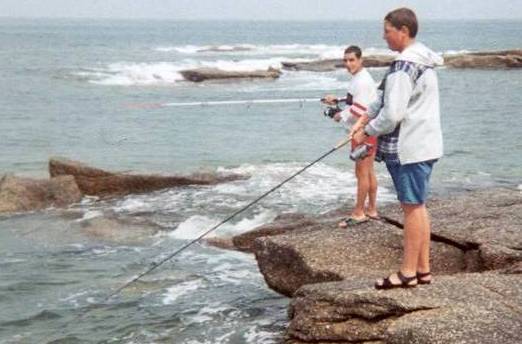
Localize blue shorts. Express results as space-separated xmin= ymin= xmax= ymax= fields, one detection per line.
xmin=386 ymin=160 xmax=437 ymax=205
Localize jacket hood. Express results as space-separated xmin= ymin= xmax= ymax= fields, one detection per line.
xmin=396 ymin=41 xmax=444 ymax=67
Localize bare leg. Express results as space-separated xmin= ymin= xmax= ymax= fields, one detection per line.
xmin=375 ymin=203 xmax=426 ymax=287
xmin=400 ymin=203 xmax=428 ymax=276
xmin=351 ymin=159 xmax=370 ymax=219
xmin=417 ymin=206 xmax=432 ymax=282
xmin=366 ymin=156 xmax=378 ymax=218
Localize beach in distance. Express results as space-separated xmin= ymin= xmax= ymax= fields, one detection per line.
xmin=0 ymin=18 xmax=521 ymax=343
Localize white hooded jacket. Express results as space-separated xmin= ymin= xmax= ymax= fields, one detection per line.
xmin=365 ymin=42 xmax=444 ymax=164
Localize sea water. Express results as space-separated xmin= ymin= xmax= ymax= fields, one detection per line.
xmin=0 ymin=19 xmax=521 ymax=343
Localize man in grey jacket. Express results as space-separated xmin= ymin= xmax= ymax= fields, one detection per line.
xmin=352 ymin=7 xmax=443 ymax=289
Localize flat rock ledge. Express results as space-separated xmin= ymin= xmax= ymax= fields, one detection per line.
xmin=179 ymin=67 xmax=282 ymax=82
xmin=281 ymin=49 xmax=522 ymax=71
xmin=214 ymin=188 xmax=521 ymax=343
xmin=49 ymin=157 xmax=247 ymax=198
xmin=287 ymin=273 xmax=522 ymax=344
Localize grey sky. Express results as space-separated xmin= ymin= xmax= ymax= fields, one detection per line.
xmin=1 ymin=0 xmax=521 ymax=20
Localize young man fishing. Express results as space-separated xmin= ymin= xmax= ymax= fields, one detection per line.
xmin=351 ymin=8 xmax=444 ymax=289
xmin=323 ymin=45 xmax=379 ymax=227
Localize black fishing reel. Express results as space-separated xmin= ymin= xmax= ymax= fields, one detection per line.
xmin=323 ymin=104 xmax=342 ymax=118
xmin=321 ymin=94 xmax=352 ymax=119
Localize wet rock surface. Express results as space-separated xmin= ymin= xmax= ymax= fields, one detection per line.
xmin=49 ymin=157 xmax=247 ymax=198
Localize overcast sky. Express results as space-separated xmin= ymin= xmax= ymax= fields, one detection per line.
xmin=1 ymin=0 xmax=521 ymax=20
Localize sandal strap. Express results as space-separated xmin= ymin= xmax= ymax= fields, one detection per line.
xmin=397 ymin=271 xmax=417 ymax=284
xmin=416 ymin=271 xmax=431 ymax=278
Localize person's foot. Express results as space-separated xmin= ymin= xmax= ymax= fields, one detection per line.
xmin=375 ymin=271 xmax=417 ymax=289
xmin=366 ymin=208 xmax=379 ymax=219
xmin=338 ymin=216 xmax=369 ymax=228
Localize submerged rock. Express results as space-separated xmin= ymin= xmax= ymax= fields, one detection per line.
xmin=179 ymin=67 xmax=282 ymax=82
xmin=49 ymin=157 xmax=247 ymax=198
xmin=0 ymin=174 xmax=82 ymax=213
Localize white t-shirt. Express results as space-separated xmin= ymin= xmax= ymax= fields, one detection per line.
xmin=340 ymin=68 xmax=377 ymax=128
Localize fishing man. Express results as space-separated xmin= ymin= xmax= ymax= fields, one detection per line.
xmin=351 ymin=7 xmax=444 ymax=289
xmin=323 ymin=45 xmax=379 ymax=227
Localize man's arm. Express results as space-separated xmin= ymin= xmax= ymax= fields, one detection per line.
xmin=364 ymin=71 xmax=412 ymax=137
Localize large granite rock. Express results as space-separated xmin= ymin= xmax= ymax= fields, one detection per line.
xmin=0 ymin=174 xmax=82 ymax=213
xmin=287 ymin=273 xmax=522 ymax=344
xmin=179 ymin=67 xmax=282 ymax=82
xmin=282 ymin=56 xmax=394 ymax=72
xmin=49 ymin=157 xmax=247 ymax=198
xmin=250 ymin=188 xmax=521 ymax=297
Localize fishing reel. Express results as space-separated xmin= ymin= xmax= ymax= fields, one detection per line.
xmin=350 ymin=143 xmax=373 ymax=161
xmin=323 ymin=104 xmax=342 ymax=118
xmin=321 ymin=94 xmax=352 ymax=119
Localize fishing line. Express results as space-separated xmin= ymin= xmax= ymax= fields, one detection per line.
xmin=42 ymin=136 xmax=351 ymax=343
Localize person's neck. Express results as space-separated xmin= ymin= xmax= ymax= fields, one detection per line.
xmin=398 ymin=39 xmax=415 ymax=53
xmin=351 ymin=66 xmax=363 ymax=75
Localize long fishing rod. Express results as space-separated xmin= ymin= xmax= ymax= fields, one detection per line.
xmin=127 ymin=97 xmax=346 ymax=109
xmin=105 ymin=136 xmax=351 ymax=300
xmin=162 ymin=97 xmax=321 ymax=107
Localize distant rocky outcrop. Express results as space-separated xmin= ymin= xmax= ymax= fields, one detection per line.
xmin=49 ymin=157 xmax=247 ymax=198
xmin=281 ymin=49 xmax=522 ymax=72
xmin=0 ymin=174 xmax=82 ymax=213
xmin=180 ymin=67 xmax=282 ymax=82
xmin=444 ymin=50 xmax=522 ymax=68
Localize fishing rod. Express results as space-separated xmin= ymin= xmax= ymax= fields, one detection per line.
xmin=105 ymin=136 xmax=351 ymax=300
xmin=126 ymin=96 xmax=347 ymax=109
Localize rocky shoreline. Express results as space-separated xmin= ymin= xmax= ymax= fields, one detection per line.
xmin=208 ymin=187 xmax=521 ymax=343
xmin=0 ymin=157 xmax=247 ymax=214
xmin=178 ymin=49 xmax=522 ymax=82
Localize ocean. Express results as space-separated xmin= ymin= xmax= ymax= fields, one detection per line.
xmin=0 ymin=18 xmax=521 ymax=343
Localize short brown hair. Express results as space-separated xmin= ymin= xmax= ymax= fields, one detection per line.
xmin=385 ymin=8 xmax=418 ymax=38
xmin=344 ymin=45 xmax=362 ymax=59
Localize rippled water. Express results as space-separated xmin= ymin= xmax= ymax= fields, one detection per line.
xmin=0 ymin=19 xmax=521 ymax=343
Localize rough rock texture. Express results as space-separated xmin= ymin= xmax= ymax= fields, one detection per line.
xmin=0 ymin=174 xmax=82 ymax=213
xmin=287 ymin=273 xmax=522 ymax=344
xmin=253 ymin=221 xmax=465 ymax=297
xmin=236 ymin=188 xmax=521 ymax=343
xmin=251 ymin=188 xmax=521 ymax=297
xmin=49 ymin=157 xmax=247 ymax=198
xmin=179 ymin=67 xmax=282 ymax=82
xmin=232 ymin=213 xmax=319 ymax=252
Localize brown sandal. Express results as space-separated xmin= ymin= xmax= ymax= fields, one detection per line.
xmin=375 ymin=271 xmax=417 ymax=290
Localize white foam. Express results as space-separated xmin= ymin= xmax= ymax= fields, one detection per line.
xmin=169 ymin=210 xmax=275 ymax=240
xmin=162 ymin=279 xmax=205 ymax=304
xmin=244 ymin=325 xmax=279 ymax=344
